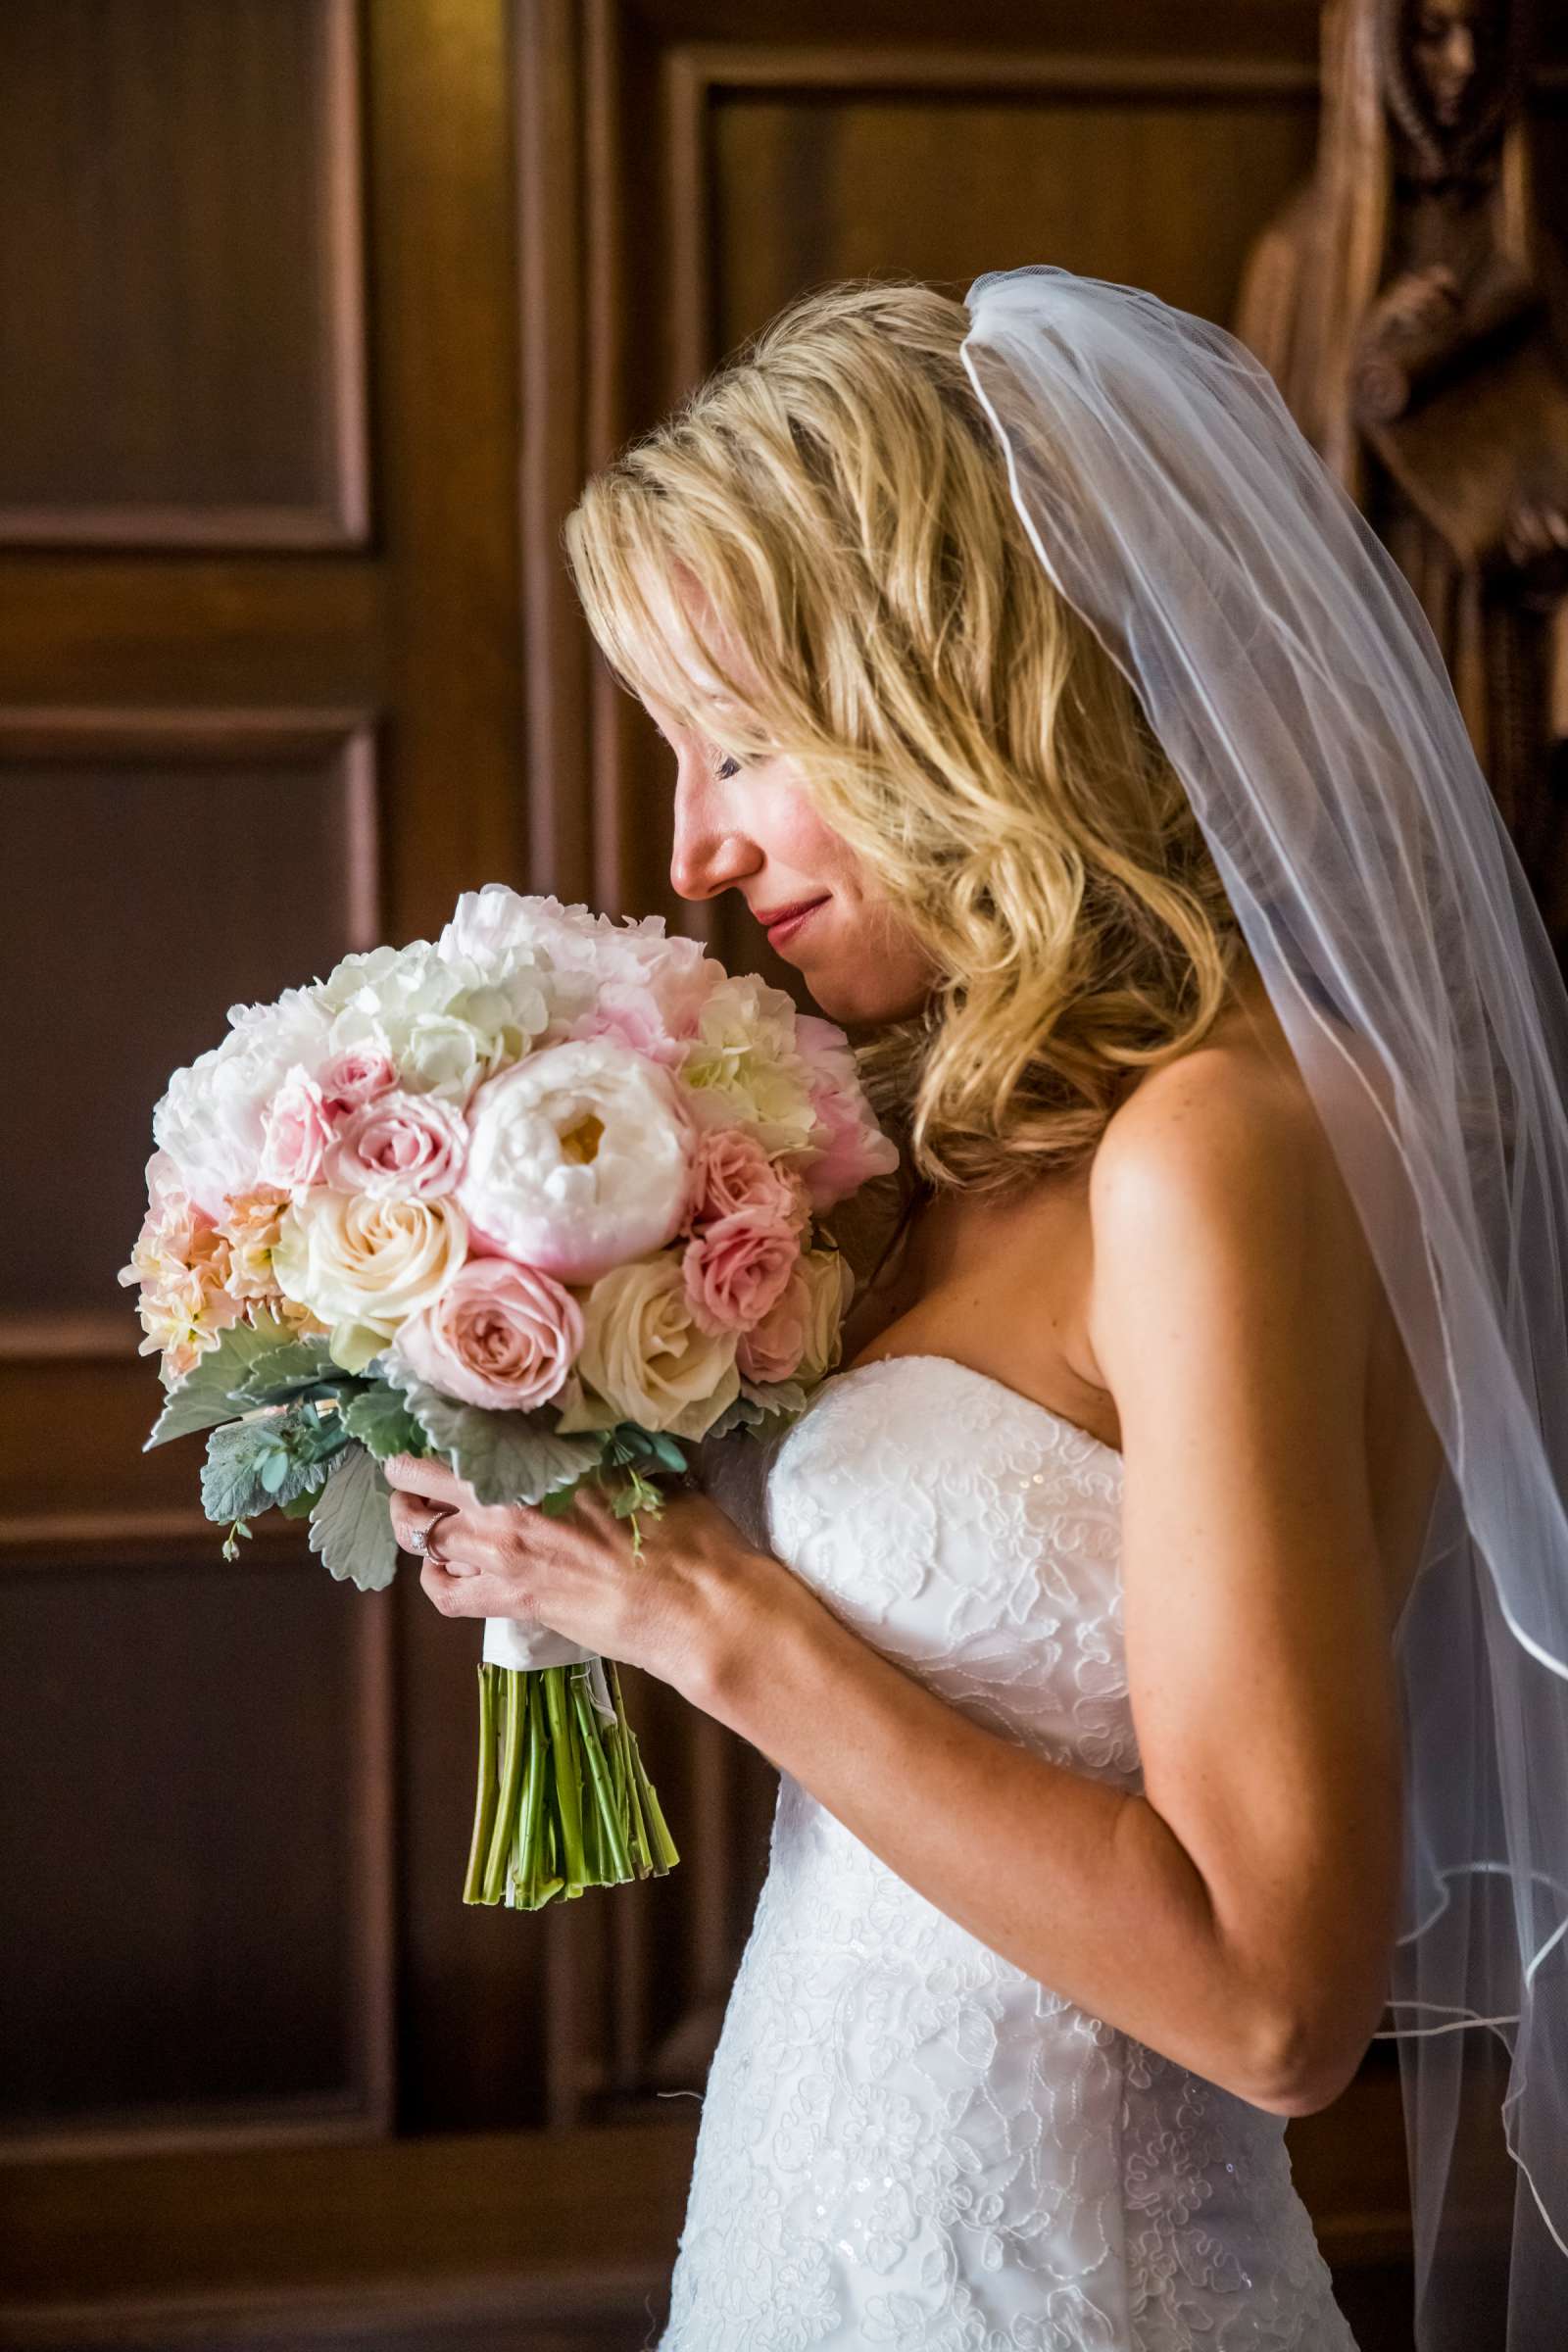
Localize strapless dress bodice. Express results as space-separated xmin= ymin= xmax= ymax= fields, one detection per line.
xmin=660 ymin=1352 xmax=1357 ymax=2351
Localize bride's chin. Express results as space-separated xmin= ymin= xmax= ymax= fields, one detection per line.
xmin=803 ymin=967 xmax=926 ymax=1026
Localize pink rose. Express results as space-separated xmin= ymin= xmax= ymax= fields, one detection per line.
xmin=388 ymin=1258 xmax=583 ymax=1411
xmin=738 ymin=1248 xmax=853 ymax=1386
xmin=318 ymin=1042 xmax=398 ymax=1118
xmin=323 ymin=1088 xmax=468 ymax=1199
xmin=682 ymin=1204 xmax=799 ymax=1335
xmin=259 ymin=1067 xmax=336 ymax=1189
xmin=687 ymin=1127 xmax=807 ymax=1232
xmin=792 ymin=1015 xmax=901 ymax=1209
xmin=735 ymin=1280 xmax=808 ymax=1384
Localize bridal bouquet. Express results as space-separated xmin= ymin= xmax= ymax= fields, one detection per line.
xmin=119 ymin=886 xmax=897 ymax=1910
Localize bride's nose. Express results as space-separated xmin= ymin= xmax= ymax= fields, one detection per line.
xmin=669 ymin=769 xmax=760 ymax=904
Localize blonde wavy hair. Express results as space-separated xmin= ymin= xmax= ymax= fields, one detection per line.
xmin=562 ymin=274 xmax=1255 ymax=1198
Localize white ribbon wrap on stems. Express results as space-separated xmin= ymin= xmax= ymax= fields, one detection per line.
xmin=481 ymin=1614 xmax=616 ymax=1720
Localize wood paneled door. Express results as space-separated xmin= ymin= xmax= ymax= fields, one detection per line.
xmin=3 ymin=2 xmax=1563 ymax=2342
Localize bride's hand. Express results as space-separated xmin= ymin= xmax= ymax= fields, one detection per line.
xmin=382 ymin=1450 xmax=765 ymax=1702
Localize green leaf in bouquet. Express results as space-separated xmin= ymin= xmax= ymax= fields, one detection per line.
xmin=706 ymin=1375 xmax=810 ymax=1442
xmin=201 ymin=1401 xmax=344 ymax=1525
xmin=535 ymin=1476 xmax=592 ymax=1520
xmin=600 ymin=1423 xmax=689 ymax=1476
xmin=201 ymin=1416 xmax=286 ymax=1524
xmin=307 ymin=1443 xmax=399 ymax=1591
xmin=340 ymin=1383 xmax=428 ymax=1462
xmin=229 ymin=1333 xmax=343 ymax=1408
xmin=143 ymin=1307 xmax=316 ymax=1450
xmin=379 ymin=1362 xmax=600 ymax=1506
xmin=278 ymin=1480 xmax=327 ymax=1519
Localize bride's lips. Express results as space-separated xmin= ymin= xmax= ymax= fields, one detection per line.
xmin=756 ymin=895 xmax=829 ymax=947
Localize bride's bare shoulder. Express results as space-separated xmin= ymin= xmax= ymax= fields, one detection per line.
xmin=1080 ymin=977 xmax=1376 ymax=1371
xmin=1095 ymin=969 xmax=1316 ymax=1157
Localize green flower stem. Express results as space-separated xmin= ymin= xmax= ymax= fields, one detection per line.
xmin=461 ymin=1656 xmax=680 ymax=1910
xmin=482 ymin=1668 xmax=527 ymax=1905
xmin=542 ymin=1664 xmax=587 ymax=1894
xmin=610 ymin=1659 xmax=681 ymax=1873
xmin=511 ymin=1675 xmax=563 ymax=1908
xmin=571 ymin=1667 xmax=633 ymax=1884
xmin=463 ymin=1664 xmax=501 ymax=1904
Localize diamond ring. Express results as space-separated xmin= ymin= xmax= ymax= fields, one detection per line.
xmin=408 ymin=1510 xmax=455 ymax=1563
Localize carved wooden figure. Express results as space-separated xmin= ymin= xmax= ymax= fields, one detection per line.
xmin=1236 ymin=0 xmax=1568 ymax=954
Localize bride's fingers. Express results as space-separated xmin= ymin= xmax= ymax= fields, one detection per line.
xmin=391 ymin=1498 xmax=481 ymax=1571
xmin=418 ymin=1556 xmax=516 ymax=1616
xmin=384 ymin=1451 xmax=475 ymax=1509
xmin=389 ymin=1495 xmax=435 ymax=1548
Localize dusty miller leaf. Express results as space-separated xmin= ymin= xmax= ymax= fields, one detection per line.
xmin=143 ymin=1308 xmax=309 ymax=1449
xmin=341 ymin=1384 xmax=425 ymax=1461
xmin=706 ymin=1375 xmax=810 ymax=1442
xmin=200 ymin=1403 xmax=344 ymax=1523
xmin=307 ymin=1444 xmax=399 ymax=1592
xmin=229 ymin=1334 xmax=343 ymax=1407
xmin=201 ymin=1417 xmax=282 ymax=1523
xmin=379 ymin=1359 xmax=600 ymax=1505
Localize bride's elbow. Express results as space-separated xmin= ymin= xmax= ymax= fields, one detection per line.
xmin=1231 ymin=1995 xmax=1378 ymax=2118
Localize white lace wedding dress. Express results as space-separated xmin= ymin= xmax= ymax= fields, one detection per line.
xmin=659 ymin=1351 xmax=1360 ymax=2350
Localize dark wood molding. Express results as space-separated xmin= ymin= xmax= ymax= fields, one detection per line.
xmin=670 ymin=45 xmax=1323 ymax=99
xmin=0 ymin=0 xmax=370 ymax=553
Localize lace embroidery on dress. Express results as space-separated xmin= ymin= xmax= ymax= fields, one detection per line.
xmin=658 ymin=1353 xmax=1358 ymax=2351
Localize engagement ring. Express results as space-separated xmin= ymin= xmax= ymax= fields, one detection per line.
xmin=408 ymin=1511 xmax=455 ymax=1563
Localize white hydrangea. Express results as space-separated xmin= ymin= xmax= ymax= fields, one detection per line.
xmin=318 ymin=936 xmax=551 ymax=1102
xmin=679 ymin=973 xmax=819 ymax=1155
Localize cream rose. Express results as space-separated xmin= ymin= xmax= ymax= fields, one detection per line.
xmin=272 ymin=1190 xmax=467 ymax=1369
xmin=564 ymin=1250 xmax=739 ymax=1438
xmin=796 ymin=1247 xmax=855 ymax=1380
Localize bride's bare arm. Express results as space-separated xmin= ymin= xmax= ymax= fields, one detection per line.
xmin=692 ymin=1052 xmax=1401 ymax=2119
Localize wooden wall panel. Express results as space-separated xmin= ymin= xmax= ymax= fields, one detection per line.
xmin=709 ymin=82 xmax=1320 ymax=343
xmin=0 ymin=1542 xmax=391 ymax=2150
xmin=0 ymin=0 xmax=368 ymax=547
xmin=0 ymin=0 xmax=530 ymax=2183
xmin=1 ymin=711 xmax=378 ymax=1325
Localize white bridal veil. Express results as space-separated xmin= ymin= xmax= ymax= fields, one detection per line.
xmin=958 ymin=265 xmax=1568 ymax=2351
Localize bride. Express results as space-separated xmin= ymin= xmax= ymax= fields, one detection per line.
xmin=384 ymin=269 xmax=1568 ymax=2349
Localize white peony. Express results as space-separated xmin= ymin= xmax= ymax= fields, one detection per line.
xmin=440 ymin=886 xmax=723 ymax=1045
xmin=153 ymin=984 xmax=333 ymax=1218
xmin=457 ymin=1036 xmax=695 ymax=1283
